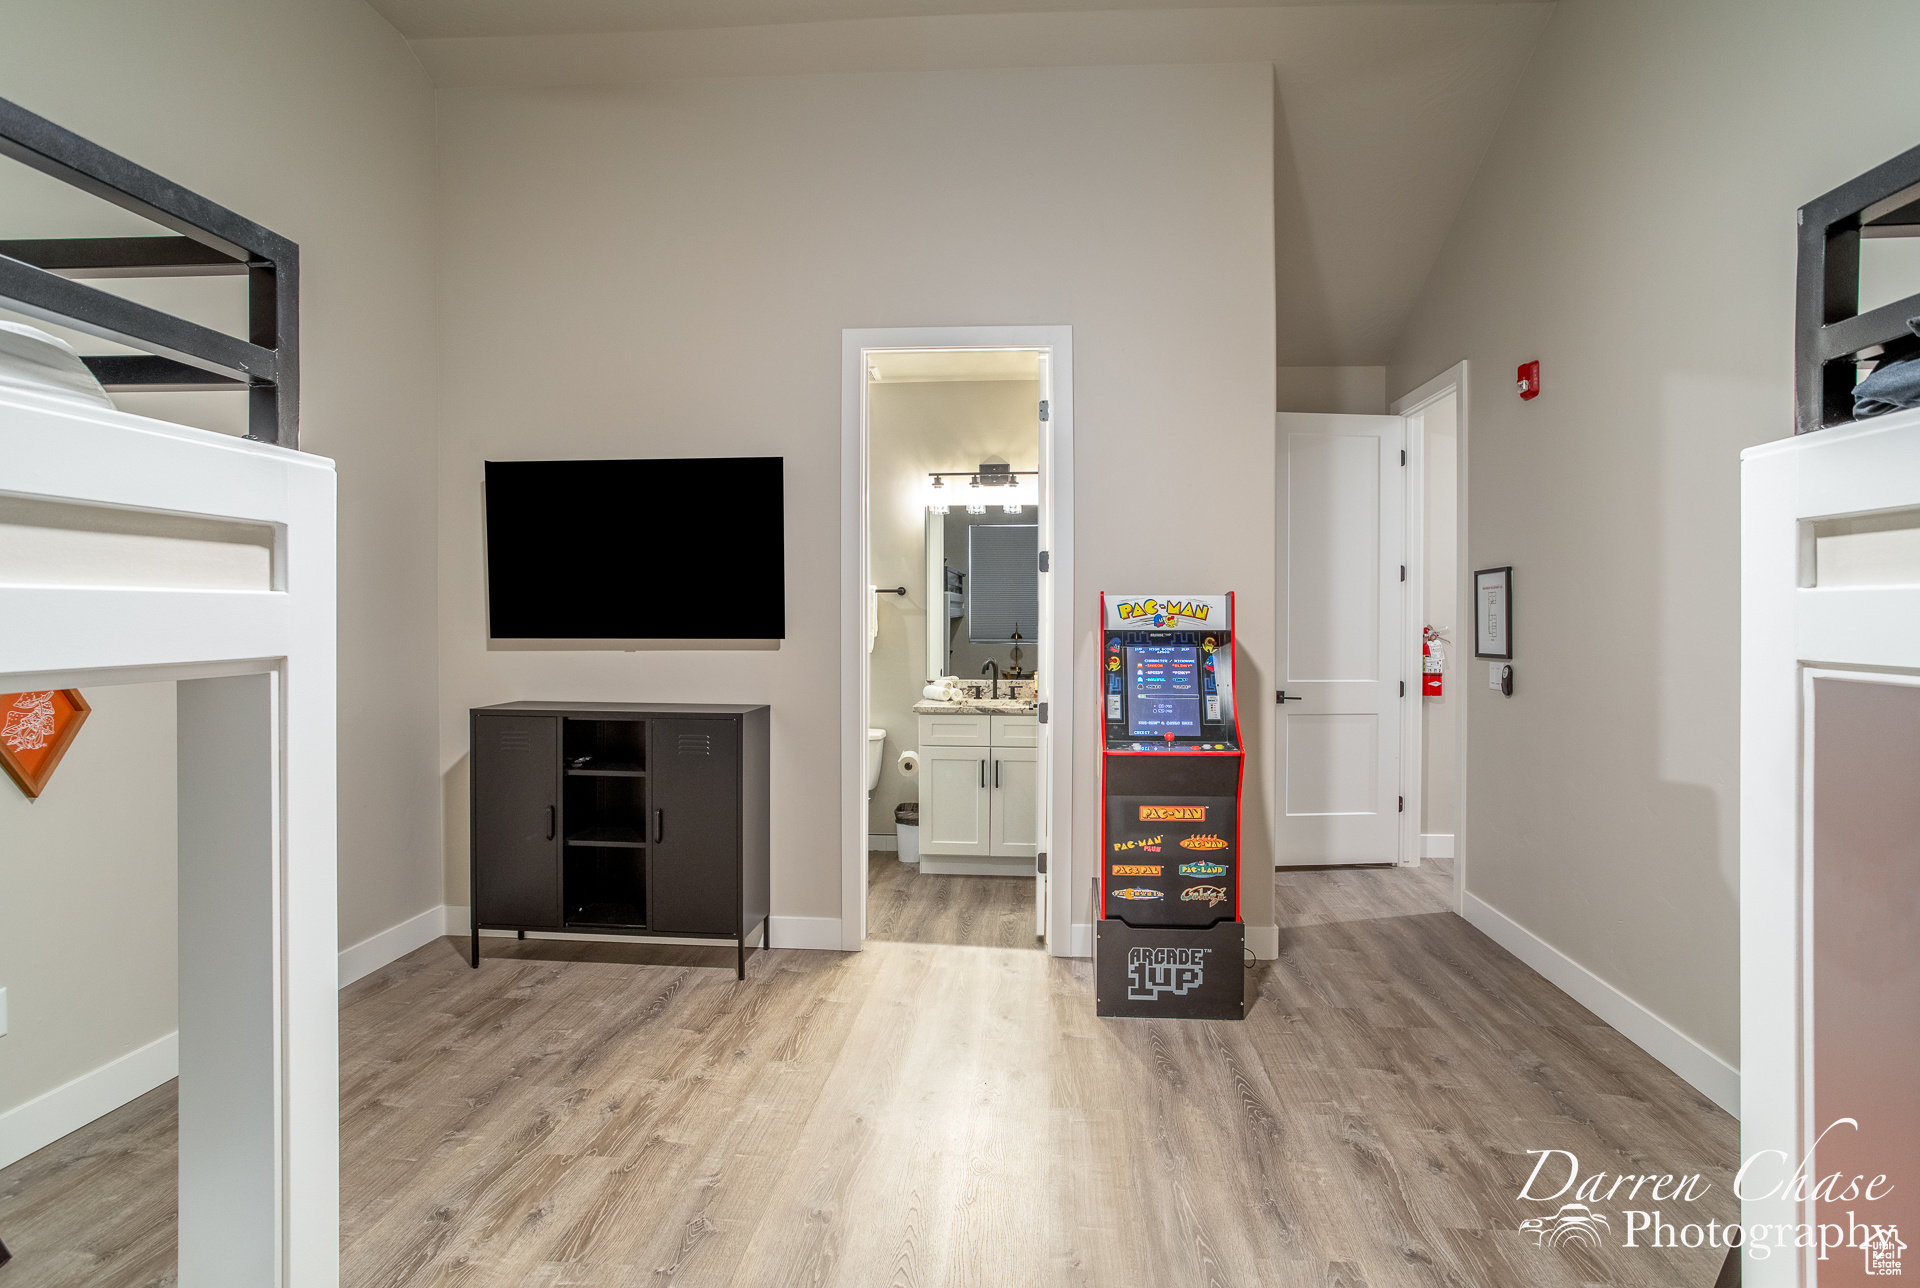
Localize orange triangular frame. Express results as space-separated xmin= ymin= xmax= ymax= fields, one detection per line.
xmin=0 ymin=689 xmax=91 ymax=799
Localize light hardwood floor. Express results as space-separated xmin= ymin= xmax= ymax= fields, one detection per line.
xmin=0 ymin=858 xmax=1738 ymax=1287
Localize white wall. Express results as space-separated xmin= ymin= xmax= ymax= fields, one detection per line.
xmin=867 ymin=378 xmax=1038 ymax=836
xmin=435 ymin=64 xmax=1275 ymax=935
xmin=1389 ymin=0 xmax=1920 ymax=1072
xmin=0 ymin=0 xmax=442 ymax=959
xmin=0 ymin=685 xmax=176 ymax=1128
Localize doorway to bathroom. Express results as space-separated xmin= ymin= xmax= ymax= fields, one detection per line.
xmin=840 ymin=326 xmax=1075 ymax=954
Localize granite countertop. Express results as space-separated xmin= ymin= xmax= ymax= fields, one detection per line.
xmin=913 ymin=697 xmax=1040 ymax=716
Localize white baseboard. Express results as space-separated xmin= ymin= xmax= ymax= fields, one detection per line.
xmin=1247 ymin=922 xmax=1279 ymax=960
xmin=1069 ymin=921 xmax=1093 ymax=958
xmin=920 ymin=855 xmax=1032 ymax=876
xmin=867 ymin=834 xmax=898 ymax=852
xmin=1462 ymin=892 xmax=1739 ymax=1117
xmin=338 ymin=903 xmax=449 ymax=988
xmin=0 ymin=1030 xmax=177 ymax=1170
xmin=768 ymin=915 xmax=843 ymax=951
xmin=1421 ymin=833 xmax=1455 ymax=859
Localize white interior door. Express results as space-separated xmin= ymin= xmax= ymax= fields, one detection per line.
xmin=920 ymin=744 xmax=991 ymax=857
xmin=1275 ymin=412 xmax=1406 ymax=864
xmin=1033 ymin=352 xmax=1052 ymax=938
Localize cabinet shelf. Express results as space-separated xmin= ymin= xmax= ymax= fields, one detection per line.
xmin=567 ymin=828 xmax=647 ymax=848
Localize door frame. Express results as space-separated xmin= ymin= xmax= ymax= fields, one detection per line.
xmin=840 ymin=325 xmax=1075 ymax=954
xmin=1391 ymin=360 xmax=1470 ymax=913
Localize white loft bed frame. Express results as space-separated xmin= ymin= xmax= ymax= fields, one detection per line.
xmin=0 ymin=96 xmax=335 ymax=1288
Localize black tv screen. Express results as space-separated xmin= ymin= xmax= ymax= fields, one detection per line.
xmin=484 ymin=456 xmax=785 ymax=640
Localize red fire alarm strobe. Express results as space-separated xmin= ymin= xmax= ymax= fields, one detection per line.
xmin=1517 ymin=360 xmax=1541 ymax=400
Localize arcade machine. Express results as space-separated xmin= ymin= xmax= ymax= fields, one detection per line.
xmin=1095 ymin=592 xmax=1247 ymax=1019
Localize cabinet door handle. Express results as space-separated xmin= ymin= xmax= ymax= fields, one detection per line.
xmin=546 ymin=805 xmax=555 ymax=841
xmin=654 ymin=808 xmax=664 ymax=843
xmin=980 ymin=759 xmax=986 ymax=788
xmin=994 ymin=759 xmax=1000 ymax=789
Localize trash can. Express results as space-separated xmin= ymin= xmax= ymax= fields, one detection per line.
xmin=894 ymin=801 xmax=920 ymax=865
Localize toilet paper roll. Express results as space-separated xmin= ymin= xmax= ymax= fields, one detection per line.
xmin=897 ymin=750 xmax=920 ymax=777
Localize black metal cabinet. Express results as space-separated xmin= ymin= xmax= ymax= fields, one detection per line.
xmin=469 ymin=702 xmax=771 ymax=978
xmin=472 ymin=714 xmax=560 ymax=928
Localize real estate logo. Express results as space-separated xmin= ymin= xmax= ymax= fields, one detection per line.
xmin=1513 ymin=1119 xmax=1902 ymax=1267
xmin=1126 ymin=946 xmax=1208 ymax=1000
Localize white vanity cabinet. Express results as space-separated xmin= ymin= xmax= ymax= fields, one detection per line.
xmin=918 ymin=711 xmax=1038 ymax=873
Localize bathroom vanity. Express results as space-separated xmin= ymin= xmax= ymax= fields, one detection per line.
xmin=914 ymin=700 xmax=1039 ymax=874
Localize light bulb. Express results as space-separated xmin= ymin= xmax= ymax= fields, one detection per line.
xmin=967 ymin=501 xmax=986 ymax=514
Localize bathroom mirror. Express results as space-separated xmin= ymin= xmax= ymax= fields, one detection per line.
xmin=925 ymin=508 xmax=1040 ymax=682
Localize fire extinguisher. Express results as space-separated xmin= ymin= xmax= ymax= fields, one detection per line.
xmin=1423 ymin=626 xmax=1445 ymax=697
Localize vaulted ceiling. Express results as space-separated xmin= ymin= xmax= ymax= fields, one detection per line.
xmin=368 ymin=0 xmax=1553 ymax=365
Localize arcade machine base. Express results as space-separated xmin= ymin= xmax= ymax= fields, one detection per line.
xmin=1096 ymin=916 xmax=1247 ymax=1019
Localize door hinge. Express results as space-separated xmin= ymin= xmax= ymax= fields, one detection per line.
xmin=1039 ymin=549 xmax=1050 ymax=572
xmin=1039 ymin=399 xmax=1050 ymax=421
xmin=1400 ymin=565 xmax=1406 ymax=581
xmin=1037 ymin=852 xmax=1047 ymax=873
xmin=1400 ymin=680 xmax=1405 ymax=697
xmin=1398 ymin=796 xmax=1404 ymax=812
xmin=1038 ymin=702 xmax=1049 ymax=724
xmin=1401 ymin=449 xmax=1407 ymax=466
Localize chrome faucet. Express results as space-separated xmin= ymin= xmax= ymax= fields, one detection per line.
xmin=981 ymin=659 xmax=1000 ymax=700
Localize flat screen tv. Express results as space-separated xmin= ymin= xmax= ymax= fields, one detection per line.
xmin=484 ymin=456 xmax=785 ymax=640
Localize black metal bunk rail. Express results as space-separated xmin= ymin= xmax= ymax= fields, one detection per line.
xmin=0 ymin=95 xmax=299 ymax=448
xmin=1796 ymin=140 xmax=1920 ymax=433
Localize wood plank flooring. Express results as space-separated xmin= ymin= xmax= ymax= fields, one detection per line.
xmin=864 ymin=853 xmax=1040 ymax=947
xmin=0 ymin=858 xmax=1739 ymax=1287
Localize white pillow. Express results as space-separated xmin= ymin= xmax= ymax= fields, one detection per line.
xmin=0 ymin=320 xmax=116 ymax=408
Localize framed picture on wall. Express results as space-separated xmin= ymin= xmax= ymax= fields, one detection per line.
xmin=1474 ymin=567 xmax=1512 ymax=659
xmin=0 ymin=689 xmax=91 ymax=799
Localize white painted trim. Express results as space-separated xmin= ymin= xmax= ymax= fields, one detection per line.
xmin=843 ymin=326 xmax=1075 ymax=956
xmin=1421 ymin=833 xmax=1454 ymax=859
xmin=1069 ymin=921 xmax=1093 ymax=959
xmin=768 ymin=915 xmax=844 ymax=951
xmin=867 ymin=834 xmax=898 ymax=852
xmin=920 ymin=855 xmax=1032 ymax=877
xmin=1246 ymin=922 xmax=1279 ymax=960
xmin=0 ymin=1031 xmax=178 ymax=1170
xmin=1463 ymin=892 xmax=1738 ymax=1116
xmin=1392 ymin=362 xmax=1469 ymax=915
xmin=337 ymin=904 xmax=448 ymax=987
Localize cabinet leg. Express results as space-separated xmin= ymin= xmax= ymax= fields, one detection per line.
xmin=470 ymin=928 xmax=480 ymax=968
xmin=737 ymin=938 xmax=746 ymax=980
xmin=517 ymin=930 xmax=525 ymax=940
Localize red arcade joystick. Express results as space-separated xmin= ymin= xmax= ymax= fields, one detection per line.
xmin=1164 ymin=732 xmax=1175 ymax=742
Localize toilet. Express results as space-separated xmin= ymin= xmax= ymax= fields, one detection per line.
xmin=866 ymin=728 xmax=886 ymax=795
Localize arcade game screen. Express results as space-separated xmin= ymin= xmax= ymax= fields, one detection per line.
xmin=1126 ymin=645 xmax=1201 ymax=737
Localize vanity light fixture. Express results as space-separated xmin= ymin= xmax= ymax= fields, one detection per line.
xmin=924 ymin=468 xmax=1038 ymax=514
xmin=927 ymin=474 xmax=949 ymax=514
xmin=966 ymin=475 xmax=986 ymax=514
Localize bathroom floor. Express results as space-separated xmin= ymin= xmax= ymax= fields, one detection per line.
xmin=864 ymin=851 xmax=1041 ymax=948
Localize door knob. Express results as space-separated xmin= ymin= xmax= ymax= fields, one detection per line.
xmin=1277 ymin=690 xmax=1304 ymax=703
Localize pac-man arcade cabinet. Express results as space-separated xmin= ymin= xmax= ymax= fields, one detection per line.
xmin=1096 ymin=592 xmax=1247 ymax=1019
